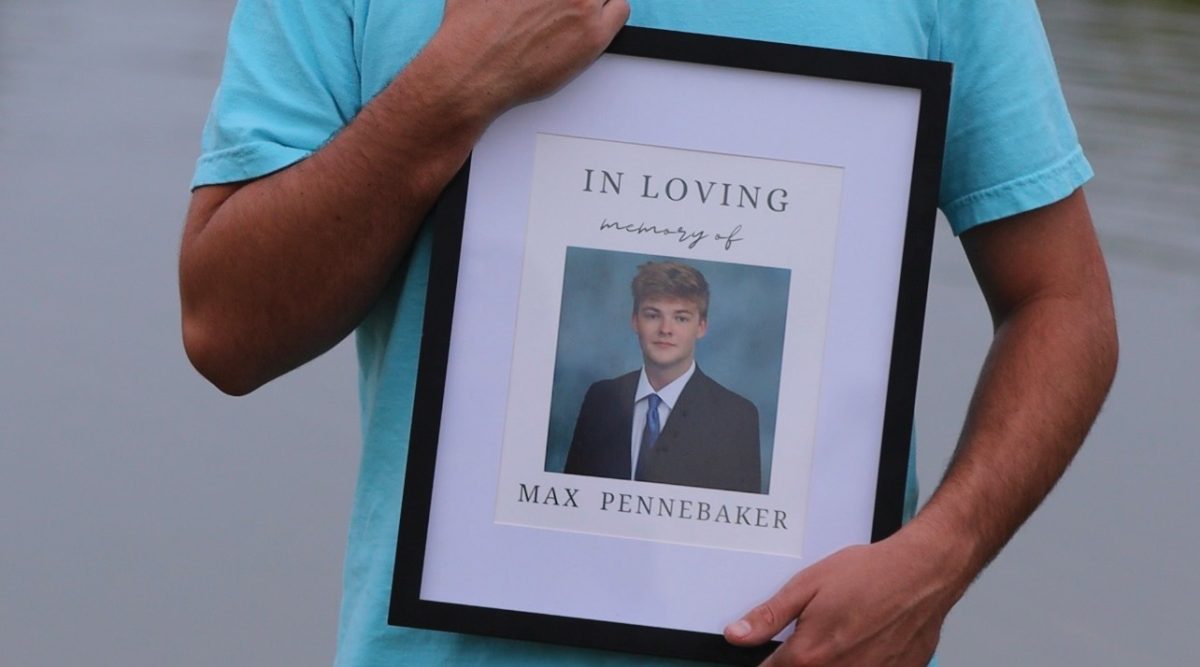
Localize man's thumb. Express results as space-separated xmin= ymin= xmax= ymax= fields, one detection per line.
xmin=723 ymin=597 xmax=798 ymax=646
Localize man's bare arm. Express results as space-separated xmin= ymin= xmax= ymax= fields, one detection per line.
xmin=180 ymin=0 xmax=630 ymax=395
xmin=923 ymin=188 xmax=1118 ymax=582
xmin=724 ymin=190 xmax=1118 ymax=666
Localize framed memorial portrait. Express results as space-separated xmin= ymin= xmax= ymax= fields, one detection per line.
xmin=389 ymin=27 xmax=950 ymax=664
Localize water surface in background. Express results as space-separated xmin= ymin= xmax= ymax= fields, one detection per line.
xmin=1050 ymin=0 xmax=1199 ymax=271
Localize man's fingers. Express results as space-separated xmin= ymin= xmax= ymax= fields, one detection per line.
xmin=598 ymin=0 xmax=631 ymax=36
xmin=724 ymin=573 xmax=818 ymax=646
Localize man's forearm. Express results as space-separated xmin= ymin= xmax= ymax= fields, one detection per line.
xmin=180 ymin=0 xmax=630 ymax=395
xmin=913 ymin=291 xmax=1118 ymax=593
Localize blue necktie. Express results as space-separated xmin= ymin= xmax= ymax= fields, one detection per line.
xmin=635 ymin=394 xmax=662 ymax=480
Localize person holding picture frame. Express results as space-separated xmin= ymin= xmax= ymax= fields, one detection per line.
xmin=179 ymin=2 xmax=1116 ymax=666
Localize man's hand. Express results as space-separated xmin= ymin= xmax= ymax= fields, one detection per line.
xmin=181 ymin=0 xmax=628 ymax=395
xmin=724 ymin=520 xmax=960 ymax=666
xmin=438 ymin=0 xmax=631 ymax=110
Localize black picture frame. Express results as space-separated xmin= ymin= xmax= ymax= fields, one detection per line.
xmin=389 ymin=26 xmax=950 ymax=665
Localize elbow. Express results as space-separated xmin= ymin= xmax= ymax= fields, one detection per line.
xmin=181 ymin=311 xmax=268 ymax=397
xmin=179 ymin=185 xmax=273 ymax=396
xmin=1097 ymin=297 xmax=1120 ymax=391
xmin=1075 ymin=276 xmax=1119 ymax=404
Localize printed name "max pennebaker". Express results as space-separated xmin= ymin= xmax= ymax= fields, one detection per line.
xmin=601 ymin=491 xmax=788 ymax=529
xmin=516 ymin=483 xmax=788 ymax=530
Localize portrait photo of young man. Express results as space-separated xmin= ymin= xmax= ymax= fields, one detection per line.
xmin=562 ymin=260 xmax=765 ymax=494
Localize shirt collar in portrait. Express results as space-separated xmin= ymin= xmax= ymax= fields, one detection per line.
xmin=635 ymin=361 xmax=696 ymax=410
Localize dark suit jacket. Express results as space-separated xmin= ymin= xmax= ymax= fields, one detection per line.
xmin=563 ymin=368 xmax=762 ymax=493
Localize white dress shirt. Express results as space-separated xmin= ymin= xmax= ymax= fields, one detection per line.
xmin=629 ymin=362 xmax=696 ymax=476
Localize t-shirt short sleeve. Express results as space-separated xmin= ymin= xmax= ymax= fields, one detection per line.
xmin=191 ymin=0 xmax=360 ymax=188
xmin=933 ymin=0 xmax=1093 ymax=234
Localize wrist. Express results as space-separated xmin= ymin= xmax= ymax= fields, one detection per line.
xmin=415 ymin=18 xmax=519 ymax=127
xmin=893 ymin=511 xmax=985 ymax=603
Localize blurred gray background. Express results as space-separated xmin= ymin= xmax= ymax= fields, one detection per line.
xmin=1 ymin=0 xmax=1196 ymax=664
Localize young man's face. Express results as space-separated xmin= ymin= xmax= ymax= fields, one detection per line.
xmin=631 ymin=296 xmax=708 ymax=378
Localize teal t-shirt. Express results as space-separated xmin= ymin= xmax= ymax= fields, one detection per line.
xmin=193 ymin=2 xmax=1091 ymax=665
